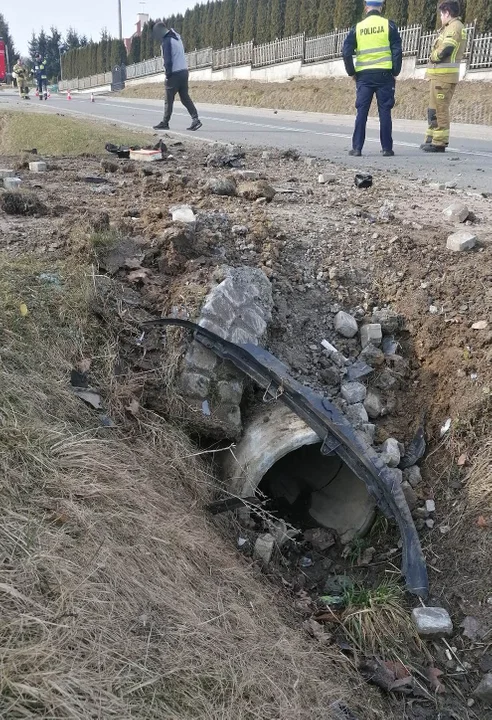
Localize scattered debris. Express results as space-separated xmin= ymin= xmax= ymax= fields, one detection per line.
xmin=425 ymin=499 xmax=436 ymax=513
xmin=238 ymin=180 xmax=276 ymax=202
xmin=446 ymin=230 xmax=477 ymax=252
xmin=205 ymin=177 xmax=237 ymax=196
xmin=253 ymin=533 xmax=275 ymax=564
xmin=3 ymin=177 xmax=22 ymax=191
xmin=1 ymin=191 xmax=48 ymax=216
xmin=341 ymin=382 xmax=367 ymax=405
xmin=359 ymin=656 xmax=413 ymax=693
xmin=399 ymin=416 xmax=426 ymax=468
xmin=29 ymin=161 xmax=47 ymax=173
xmin=473 ymin=674 xmax=492 ymax=704
xmin=412 ymin=607 xmax=453 ymax=638
xmin=360 ymin=324 xmax=383 ymax=349
xmin=206 ymin=145 xmax=245 ymax=168
xmin=426 ymin=666 xmax=446 ymax=694
xmin=461 ymin=616 xmax=484 ymax=641
xmin=170 ymin=204 xmax=196 ymax=224
xmin=334 ymin=310 xmax=359 ymax=339
xmin=440 ymin=418 xmax=452 ymax=436
xmin=472 ymin=320 xmax=488 ymax=330
xmin=442 ymin=202 xmax=469 ymax=223
xmin=354 ymin=173 xmax=373 ymax=189
xmin=71 ymin=387 xmax=102 ymax=409
xmin=304 ymin=527 xmax=336 ymax=551
xmin=129 ymin=148 xmax=164 ymax=162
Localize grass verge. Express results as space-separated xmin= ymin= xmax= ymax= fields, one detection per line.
xmin=0 ymin=110 xmax=154 ymax=156
xmin=121 ymin=77 xmax=492 ymax=126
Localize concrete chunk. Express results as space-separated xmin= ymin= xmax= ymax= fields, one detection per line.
xmin=29 ymin=161 xmax=47 ymax=173
xmin=474 ymin=674 xmax=492 ymax=705
xmin=447 ymin=230 xmax=476 ymax=252
xmin=341 ymin=381 xmax=366 ymax=405
xmin=334 ymin=310 xmax=358 ymax=338
xmin=360 ymin=324 xmax=382 ymax=348
xmin=0 ymin=168 xmax=15 ymax=178
xmin=345 ymin=402 xmax=369 ymax=427
xmin=442 ymin=202 xmax=469 ymax=223
xmin=403 ymin=465 xmax=422 ymax=488
xmin=380 ymin=438 xmax=401 ymax=468
xmin=3 ymin=177 xmax=22 ymax=190
xmin=401 ymin=480 xmax=417 ymax=510
xmin=364 ymin=390 xmax=383 ymax=419
xmin=253 ymin=533 xmax=275 ymax=564
xmin=170 ymin=204 xmax=196 ymax=224
xmin=412 ymin=607 xmax=453 ymax=638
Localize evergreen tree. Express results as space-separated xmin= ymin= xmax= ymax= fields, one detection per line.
xmin=284 ymin=0 xmax=301 ymax=35
xmin=233 ymin=0 xmax=246 ymax=43
xmin=128 ymin=36 xmax=141 ymax=64
xmin=300 ymin=0 xmax=320 ymax=34
xmin=243 ymin=0 xmax=258 ymax=39
xmin=333 ymin=0 xmax=358 ymax=28
xmin=466 ymin=0 xmax=491 ymax=30
xmin=65 ymin=27 xmax=80 ymax=50
xmin=80 ymin=35 xmax=88 ymax=47
xmin=220 ymin=0 xmax=236 ymax=45
xmin=256 ymin=0 xmax=272 ymax=41
xmin=0 ymin=13 xmax=16 ymax=72
xmin=316 ymin=0 xmax=335 ymax=33
xmin=406 ymin=0 xmax=436 ymax=28
xmin=46 ymin=26 xmax=62 ymax=80
xmin=270 ymin=0 xmax=286 ymax=38
xmin=385 ymin=0 xmax=408 ymax=25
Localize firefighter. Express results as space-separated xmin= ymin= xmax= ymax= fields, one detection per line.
xmin=342 ymin=0 xmax=402 ymax=157
xmin=13 ymin=58 xmax=29 ymax=99
xmin=151 ymin=21 xmax=202 ymax=132
xmin=421 ymin=0 xmax=466 ymax=152
xmin=34 ymin=53 xmax=48 ymax=100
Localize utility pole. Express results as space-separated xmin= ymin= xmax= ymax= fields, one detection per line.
xmin=118 ymin=0 xmax=123 ymax=40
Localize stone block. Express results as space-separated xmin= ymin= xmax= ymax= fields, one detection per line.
xmin=425 ymin=499 xmax=436 ymax=513
xmin=170 ymin=204 xmax=196 ymax=224
xmin=214 ymin=403 xmax=242 ymax=431
xmin=0 ymin=168 xmax=15 ymax=178
xmin=341 ymin=381 xmax=366 ymax=405
xmin=238 ymin=307 xmax=267 ymax=337
xmin=401 ymin=481 xmax=418 ymax=510
xmin=442 ymin=202 xmax=469 ymax=223
xmin=304 ymin=157 xmax=316 ymax=166
xmin=184 ymin=343 xmax=217 ymax=373
xmin=360 ymin=324 xmax=383 ymax=348
xmin=334 ymin=310 xmax=358 ymax=338
xmin=403 ymin=466 xmax=422 ymax=488
xmin=216 ymin=380 xmax=243 ymax=405
xmin=345 ymin=402 xmax=369 ymax=428
xmin=201 ymin=292 xmax=237 ymax=327
xmin=180 ymin=372 xmax=210 ymax=399
xmin=361 ymin=423 xmax=376 ymax=444
xmin=254 ymin=533 xmax=275 ymax=564
xmin=474 ymin=674 xmax=492 ymax=705
xmin=412 ymin=607 xmax=453 ymax=638
xmin=29 ymin=161 xmax=47 ymax=173
xmin=359 ymin=344 xmax=385 ymax=367
xmin=3 ymin=177 xmax=22 ymax=190
xmin=447 ymin=230 xmax=476 ymax=252
xmin=231 ymin=326 xmax=256 ymax=344
xmin=364 ymin=390 xmax=383 ymax=419
xmin=387 ymin=467 xmax=403 ymax=485
xmin=372 ymin=308 xmax=400 ymax=334
xmin=198 ymin=317 xmax=228 ymax=339
xmin=380 ymin=438 xmax=401 ymax=468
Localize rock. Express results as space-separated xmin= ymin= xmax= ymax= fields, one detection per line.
xmin=403 ymin=466 xmax=422 ymax=488
xmin=238 ymin=180 xmax=276 ymax=202
xmin=253 ymin=533 xmax=275 ymax=564
xmin=304 ymin=157 xmax=316 ymax=167
xmin=29 ymin=160 xmax=47 ymax=173
xmin=346 ymin=360 xmax=373 ymax=382
xmin=206 ymin=145 xmax=245 ymax=168
xmin=101 ymin=158 xmax=119 ymax=173
xmin=320 ymin=366 xmax=341 ymax=386
xmin=361 ymin=423 xmax=376 ymax=443
xmin=472 ymin=320 xmax=488 ymax=330
xmin=3 ymin=177 xmax=22 ymax=190
xmin=429 ymin=182 xmax=445 ymax=191
xmin=345 ymin=402 xmax=369 ymax=428
xmin=373 ymin=368 xmax=398 ymax=391
xmin=412 ymin=607 xmax=453 ymax=638
xmin=442 ymin=202 xmax=469 ymax=223
xmin=231 ymin=224 xmax=248 ymax=236
xmin=261 ymin=151 xmax=272 ymax=160
xmin=425 ymin=519 xmax=435 ymax=529
xmin=473 ymin=674 xmax=492 ymax=704
xmin=304 ymin=527 xmax=336 ymax=551
xmin=401 ymin=481 xmax=418 ymax=510
xmin=280 ymin=148 xmax=300 ymax=160
xmin=341 ymin=381 xmax=366 ymax=405
xmin=360 ymin=324 xmax=383 ymax=348
xmin=318 ymin=173 xmax=337 ymax=184
xmin=0 ymin=168 xmax=15 ymax=178
xmin=324 ymin=575 xmax=353 ymax=594
xmin=334 ymin=310 xmax=358 ymax=339
xmin=387 ymin=468 xmax=403 ymax=485
xmin=372 ymin=308 xmax=400 ymax=334
xmin=205 ymin=177 xmax=237 ymax=196
xmin=447 ymin=230 xmax=476 ymax=252
xmin=425 ymin=499 xmax=436 ymax=513
xmin=413 ymin=506 xmax=430 ymax=519
xmin=445 ymin=180 xmax=458 ymax=189
xmin=461 ymin=616 xmax=484 ymax=641
xmin=359 ymin=344 xmax=385 ymax=367
xmin=380 ymin=438 xmax=400 ymax=468
xmin=364 ymin=390 xmax=383 ymax=419
xmin=170 ymin=204 xmax=196 ymax=224
xmin=232 ymin=169 xmax=263 ymax=181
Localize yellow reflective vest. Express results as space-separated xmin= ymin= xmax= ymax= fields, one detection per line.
xmin=426 ymin=17 xmax=466 ymax=83
xmin=355 ymin=15 xmax=392 ymax=72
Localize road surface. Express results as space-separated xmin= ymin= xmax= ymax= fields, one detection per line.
xmin=2 ymin=89 xmax=492 ymax=192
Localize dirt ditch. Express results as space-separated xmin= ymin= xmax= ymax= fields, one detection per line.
xmin=1 ymin=136 xmax=492 ymax=719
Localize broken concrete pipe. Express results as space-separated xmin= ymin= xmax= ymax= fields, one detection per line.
xmin=222 ymin=403 xmax=376 ymax=544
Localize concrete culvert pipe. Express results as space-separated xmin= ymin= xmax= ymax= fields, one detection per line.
xmin=223 ymin=404 xmax=375 ymax=543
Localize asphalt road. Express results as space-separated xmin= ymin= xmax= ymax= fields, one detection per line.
xmin=3 ymin=89 xmax=492 ymax=192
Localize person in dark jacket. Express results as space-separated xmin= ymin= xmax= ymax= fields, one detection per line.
xmin=342 ymin=0 xmax=402 ymax=156
xmin=34 ymin=54 xmax=48 ymax=100
xmin=152 ymin=21 xmax=202 ymax=131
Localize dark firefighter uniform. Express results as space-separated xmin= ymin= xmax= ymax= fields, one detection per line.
xmin=424 ymin=17 xmax=466 ymax=148
xmin=343 ymin=1 xmax=402 ymax=155
xmin=34 ymin=56 xmax=48 ymax=100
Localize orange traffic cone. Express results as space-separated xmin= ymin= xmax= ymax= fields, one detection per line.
xmin=67 ymin=90 xmax=72 ymax=100
xmin=90 ymin=93 xmax=95 ymax=103
xmin=35 ymin=88 xmax=39 ymax=97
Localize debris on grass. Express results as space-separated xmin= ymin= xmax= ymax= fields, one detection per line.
xmin=1 ymin=190 xmax=48 ymax=216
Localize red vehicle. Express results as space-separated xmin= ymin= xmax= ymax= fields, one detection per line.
xmin=0 ymin=39 xmax=6 ymax=83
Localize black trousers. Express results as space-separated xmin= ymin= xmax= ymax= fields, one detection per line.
xmin=164 ymin=70 xmax=198 ymax=122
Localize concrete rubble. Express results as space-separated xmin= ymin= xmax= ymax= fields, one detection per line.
xmin=253 ymin=533 xmax=275 ymax=564
xmin=474 ymin=674 xmax=492 ymax=705
xmin=447 ymin=230 xmax=477 ymax=251
xmin=334 ymin=310 xmax=359 ymax=338
xmin=442 ymin=202 xmax=469 ymax=223
xmin=412 ymin=607 xmax=453 ymax=638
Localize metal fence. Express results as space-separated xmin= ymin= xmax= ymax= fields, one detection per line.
xmin=252 ymin=34 xmax=304 ymax=67
xmin=59 ymin=20 xmax=492 ymax=91
xmin=213 ymin=41 xmax=254 ymax=69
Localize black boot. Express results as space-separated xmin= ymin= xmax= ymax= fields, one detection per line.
xmin=421 ymin=144 xmax=445 ymax=153
xmin=187 ymin=118 xmax=202 ymax=131
xmin=153 ymin=120 xmax=169 ymax=130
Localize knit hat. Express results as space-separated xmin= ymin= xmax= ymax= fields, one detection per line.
xmin=366 ymin=0 xmax=384 ymax=6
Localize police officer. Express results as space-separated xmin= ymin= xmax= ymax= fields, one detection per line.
xmin=34 ymin=54 xmax=48 ymax=101
xmin=152 ymin=21 xmax=202 ymax=132
xmin=13 ymin=58 xmax=29 ymax=99
xmin=421 ymin=1 xmax=466 ymax=152
xmin=343 ymin=0 xmax=402 ymax=157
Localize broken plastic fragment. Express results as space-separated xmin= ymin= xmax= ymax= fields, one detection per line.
xmin=202 ymin=400 xmax=211 ymax=416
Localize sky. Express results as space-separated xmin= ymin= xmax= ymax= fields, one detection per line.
xmin=7 ymin=0 xmax=197 ymax=55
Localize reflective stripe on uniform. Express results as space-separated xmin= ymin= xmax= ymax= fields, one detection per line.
xmin=357 ymin=45 xmax=391 ymax=55
xmin=356 ymin=57 xmax=393 ymax=67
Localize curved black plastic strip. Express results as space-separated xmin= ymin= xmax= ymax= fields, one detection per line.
xmin=144 ymin=318 xmax=429 ymax=598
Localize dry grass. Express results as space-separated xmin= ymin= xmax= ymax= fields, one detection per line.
xmin=0 ymin=253 xmax=395 ymax=719
xmin=121 ymin=77 xmax=492 ymax=125
xmin=0 ymin=110 xmax=154 ymax=156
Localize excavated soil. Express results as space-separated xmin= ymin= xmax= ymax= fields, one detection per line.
xmin=2 ymin=139 xmax=492 ymax=719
